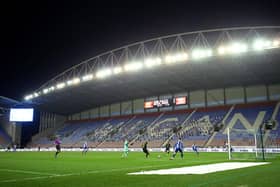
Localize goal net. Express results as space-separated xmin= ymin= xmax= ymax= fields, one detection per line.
xmin=226 ymin=127 xmax=278 ymax=160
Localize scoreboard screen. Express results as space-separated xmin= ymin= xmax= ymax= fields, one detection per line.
xmin=175 ymin=97 xmax=187 ymax=105
xmin=9 ymin=108 xmax=34 ymax=122
xmin=144 ymin=96 xmax=187 ymax=109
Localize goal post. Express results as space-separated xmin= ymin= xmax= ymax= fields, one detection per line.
xmin=227 ymin=127 xmax=259 ymax=160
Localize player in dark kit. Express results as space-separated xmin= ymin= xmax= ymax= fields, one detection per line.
xmin=142 ymin=141 xmax=150 ymax=158
xmin=165 ymin=142 xmax=171 ymax=155
xmin=54 ymin=138 xmax=61 ymax=158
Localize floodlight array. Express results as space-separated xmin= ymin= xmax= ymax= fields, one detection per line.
xmin=124 ymin=61 xmax=143 ymax=72
xmin=217 ymin=42 xmax=248 ymax=55
xmin=24 ymin=37 xmax=280 ymax=101
xmin=252 ymin=39 xmax=280 ymax=51
xmin=82 ymin=74 xmax=93 ymax=81
xmin=67 ymin=78 xmax=80 ymax=86
xmin=113 ymin=66 xmax=123 ymax=74
xmin=192 ymin=49 xmax=212 ymax=59
xmin=96 ymin=68 xmax=112 ymax=79
xmin=165 ymin=53 xmax=188 ymax=64
xmin=56 ymin=82 xmax=66 ymax=89
xmin=144 ymin=57 xmax=162 ymax=68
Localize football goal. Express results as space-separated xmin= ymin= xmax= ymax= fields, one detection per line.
xmin=226 ymin=127 xmax=278 ymax=160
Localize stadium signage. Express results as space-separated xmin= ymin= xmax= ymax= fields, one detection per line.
xmin=144 ymin=96 xmax=187 ymax=109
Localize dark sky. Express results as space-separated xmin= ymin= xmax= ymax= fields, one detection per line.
xmin=1 ymin=0 xmax=279 ymax=101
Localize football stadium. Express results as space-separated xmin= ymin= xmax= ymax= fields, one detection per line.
xmin=1 ymin=26 xmax=280 ymax=187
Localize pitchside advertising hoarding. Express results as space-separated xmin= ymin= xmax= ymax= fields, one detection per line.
xmin=144 ymin=96 xmax=187 ymax=109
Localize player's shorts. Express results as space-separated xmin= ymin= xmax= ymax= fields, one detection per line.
xmin=56 ymin=144 xmax=61 ymax=151
xmin=143 ymin=148 xmax=149 ymax=154
xmin=175 ymin=148 xmax=183 ymax=153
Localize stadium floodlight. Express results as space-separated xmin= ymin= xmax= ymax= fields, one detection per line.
xmin=206 ymin=49 xmax=213 ymax=56
xmin=253 ymin=39 xmax=272 ymax=51
xmin=24 ymin=94 xmax=33 ymax=100
xmin=49 ymin=86 xmax=55 ymax=91
xmin=273 ymin=39 xmax=280 ymax=47
xmin=96 ymin=68 xmax=112 ymax=79
xmin=113 ymin=66 xmax=123 ymax=74
xmin=82 ymin=74 xmax=93 ymax=81
xmin=218 ymin=43 xmax=247 ymax=55
xmin=192 ymin=49 xmax=212 ymax=59
xmin=67 ymin=80 xmax=73 ymax=85
xmin=72 ymin=78 xmax=80 ymax=84
xmin=124 ymin=61 xmax=143 ymax=72
xmin=56 ymin=82 xmax=66 ymax=89
xmin=144 ymin=57 xmax=162 ymax=68
xmin=43 ymin=88 xmax=49 ymax=94
xmin=165 ymin=52 xmax=188 ymax=64
xmin=229 ymin=43 xmax=248 ymax=54
xmin=67 ymin=77 xmax=80 ymax=85
xmin=253 ymin=39 xmax=264 ymax=50
xmin=34 ymin=92 xmax=40 ymax=97
xmin=217 ymin=46 xmax=226 ymax=55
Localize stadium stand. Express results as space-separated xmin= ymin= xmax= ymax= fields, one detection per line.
xmin=175 ymin=106 xmax=230 ymax=147
xmin=209 ymin=101 xmax=277 ymax=147
xmin=0 ymin=126 xmax=12 ymax=148
xmin=29 ymin=101 xmax=280 ymax=149
xmin=264 ymin=102 xmax=280 ymax=147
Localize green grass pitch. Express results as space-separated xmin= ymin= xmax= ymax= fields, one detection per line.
xmin=0 ymin=151 xmax=279 ymax=187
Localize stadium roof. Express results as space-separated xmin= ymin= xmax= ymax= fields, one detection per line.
xmin=0 ymin=96 xmax=20 ymax=109
xmin=23 ymin=26 xmax=280 ymax=115
xmin=0 ymin=96 xmax=21 ymax=116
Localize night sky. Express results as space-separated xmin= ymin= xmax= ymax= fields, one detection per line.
xmin=1 ymin=0 xmax=279 ymax=101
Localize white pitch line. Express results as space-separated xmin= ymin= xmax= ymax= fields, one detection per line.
xmin=0 ymin=169 xmax=57 ymax=176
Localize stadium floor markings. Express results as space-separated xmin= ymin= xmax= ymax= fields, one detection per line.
xmin=128 ymin=162 xmax=270 ymax=175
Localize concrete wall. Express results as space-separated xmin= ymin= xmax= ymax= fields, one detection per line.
xmin=246 ymin=85 xmax=267 ymax=103
xmin=68 ymin=83 xmax=280 ymax=120
xmin=225 ymin=87 xmax=245 ymax=104
xmin=207 ymin=88 xmax=224 ymax=106
xmin=190 ymin=90 xmax=205 ymax=108
xmin=269 ymin=84 xmax=280 ymax=100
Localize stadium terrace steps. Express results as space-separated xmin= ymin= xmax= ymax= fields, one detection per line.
xmin=208 ymin=102 xmax=276 ymax=147
xmin=263 ymin=101 xmax=280 ymax=143
xmin=205 ymin=106 xmax=234 ymax=147
xmin=162 ymin=109 xmax=196 ymax=147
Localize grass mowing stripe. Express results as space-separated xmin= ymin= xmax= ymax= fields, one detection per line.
xmin=190 ymin=163 xmax=273 ymax=187
xmin=0 ymin=163 xmax=181 ymax=183
xmin=0 ymin=169 xmax=57 ymax=176
xmin=0 ymin=159 xmax=234 ymax=184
